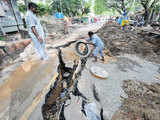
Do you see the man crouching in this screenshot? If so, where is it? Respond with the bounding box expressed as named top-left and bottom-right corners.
top-left (88, 31), bottom-right (104, 62)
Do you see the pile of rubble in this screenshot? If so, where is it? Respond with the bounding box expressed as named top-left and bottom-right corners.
top-left (96, 23), bottom-right (160, 120)
top-left (113, 80), bottom-right (160, 120)
top-left (97, 23), bottom-right (160, 63)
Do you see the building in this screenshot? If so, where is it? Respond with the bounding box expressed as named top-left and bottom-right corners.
top-left (0, 0), bottom-right (24, 36)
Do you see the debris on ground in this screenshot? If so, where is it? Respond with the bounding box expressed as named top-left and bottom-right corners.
top-left (96, 23), bottom-right (160, 120)
top-left (112, 80), bottom-right (160, 120)
top-left (90, 66), bottom-right (109, 79)
top-left (1, 20), bottom-right (160, 120)
top-left (97, 23), bottom-right (160, 63)
top-left (41, 23), bottom-right (160, 120)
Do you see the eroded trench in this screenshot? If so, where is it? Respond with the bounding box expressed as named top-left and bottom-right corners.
top-left (42, 41), bottom-right (103, 120)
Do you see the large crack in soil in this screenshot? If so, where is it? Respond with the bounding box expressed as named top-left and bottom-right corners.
top-left (42, 43), bottom-right (89, 120)
top-left (42, 39), bottom-right (105, 120)
top-left (42, 23), bottom-right (160, 120)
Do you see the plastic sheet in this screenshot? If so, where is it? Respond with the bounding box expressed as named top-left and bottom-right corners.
top-left (84, 102), bottom-right (101, 120)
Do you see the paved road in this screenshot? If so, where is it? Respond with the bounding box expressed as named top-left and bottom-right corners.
top-left (0, 55), bottom-right (58, 120)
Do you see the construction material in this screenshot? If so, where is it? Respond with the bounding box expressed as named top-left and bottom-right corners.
top-left (90, 66), bottom-right (108, 79)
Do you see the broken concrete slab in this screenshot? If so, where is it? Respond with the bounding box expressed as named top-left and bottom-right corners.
top-left (61, 53), bottom-right (160, 120)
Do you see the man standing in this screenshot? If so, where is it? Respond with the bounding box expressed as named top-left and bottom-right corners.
top-left (25, 2), bottom-right (48, 61)
top-left (88, 31), bottom-right (104, 62)
top-left (64, 16), bottom-right (69, 34)
top-left (119, 11), bottom-right (129, 30)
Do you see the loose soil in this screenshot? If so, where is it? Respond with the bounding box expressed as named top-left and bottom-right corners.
top-left (97, 23), bottom-right (160, 64)
top-left (97, 23), bottom-right (160, 120)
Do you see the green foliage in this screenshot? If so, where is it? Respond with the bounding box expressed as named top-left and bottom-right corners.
top-left (36, 3), bottom-right (52, 16)
top-left (152, 1), bottom-right (160, 13)
top-left (106, 0), bottom-right (138, 14)
top-left (18, 3), bottom-right (27, 14)
top-left (18, 3), bottom-right (53, 16)
top-left (94, 0), bottom-right (107, 15)
top-left (51, 0), bottom-right (90, 17)
top-left (18, 0), bottom-right (90, 17)
top-left (0, 36), bottom-right (5, 41)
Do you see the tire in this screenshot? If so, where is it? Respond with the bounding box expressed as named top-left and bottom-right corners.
top-left (74, 40), bottom-right (91, 58)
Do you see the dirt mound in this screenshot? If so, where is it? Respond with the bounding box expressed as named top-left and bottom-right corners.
top-left (97, 23), bottom-right (160, 120)
top-left (97, 23), bottom-right (160, 63)
top-left (113, 80), bottom-right (160, 120)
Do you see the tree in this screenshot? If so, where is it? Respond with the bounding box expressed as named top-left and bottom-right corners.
top-left (18, 2), bottom-right (52, 16)
top-left (106, 0), bottom-right (135, 14)
top-left (140, 0), bottom-right (159, 24)
top-left (101, 0), bottom-right (159, 24)
top-left (94, 0), bottom-right (108, 15)
top-left (51, 0), bottom-right (90, 17)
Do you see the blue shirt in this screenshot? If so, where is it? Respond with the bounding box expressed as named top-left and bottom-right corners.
top-left (88, 34), bottom-right (104, 48)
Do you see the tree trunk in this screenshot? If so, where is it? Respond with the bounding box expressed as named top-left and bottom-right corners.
top-left (143, 7), bottom-right (150, 25)
top-left (156, 12), bottom-right (160, 21)
top-left (149, 9), bottom-right (155, 23)
top-left (121, 0), bottom-right (125, 12)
